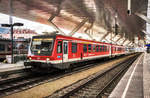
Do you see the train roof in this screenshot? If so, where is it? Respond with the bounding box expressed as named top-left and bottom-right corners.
top-left (33, 33), bottom-right (124, 47)
top-left (0, 38), bottom-right (11, 42)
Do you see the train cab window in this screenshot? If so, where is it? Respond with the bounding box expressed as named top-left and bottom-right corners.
top-left (83, 44), bottom-right (87, 53)
top-left (96, 45), bottom-right (99, 52)
top-left (88, 44), bottom-right (92, 52)
top-left (93, 45), bottom-right (96, 52)
top-left (0, 44), bottom-right (5, 52)
top-left (72, 43), bottom-right (77, 53)
top-left (57, 41), bottom-right (62, 53)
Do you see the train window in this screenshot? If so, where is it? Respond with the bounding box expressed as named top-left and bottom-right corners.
top-left (103, 45), bottom-right (105, 52)
top-left (103, 46), bottom-right (106, 52)
top-left (63, 42), bottom-right (68, 54)
top-left (101, 45), bottom-right (103, 52)
top-left (105, 46), bottom-right (107, 52)
top-left (100, 45), bottom-right (102, 52)
top-left (103, 46), bottom-right (105, 52)
top-left (93, 45), bottom-right (96, 52)
top-left (88, 44), bottom-right (92, 52)
top-left (0, 44), bottom-right (5, 52)
top-left (72, 43), bottom-right (77, 53)
top-left (96, 45), bottom-right (99, 52)
top-left (83, 44), bottom-right (87, 53)
top-left (7, 44), bottom-right (11, 51)
top-left (106, 46), bottom-right (108, 52)
top-left (57, 41), bottom-right (62, 53)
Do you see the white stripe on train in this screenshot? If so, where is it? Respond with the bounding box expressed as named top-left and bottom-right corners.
top-left (30, 52), bottom-right (125, 64)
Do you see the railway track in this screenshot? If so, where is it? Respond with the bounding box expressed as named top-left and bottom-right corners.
top-left (0, 54), bottom-right (117, 97)
top-left (48, 54), bottom-right (139, 98)
top-left (0, 54), bottom-right (139, 97)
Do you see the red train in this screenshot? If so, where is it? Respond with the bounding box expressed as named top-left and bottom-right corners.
top-left (25, 33), bottom-right (126, 69)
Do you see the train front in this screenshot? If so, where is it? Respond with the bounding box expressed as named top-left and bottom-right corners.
top-left (24, 35), bottom-right (55, 69)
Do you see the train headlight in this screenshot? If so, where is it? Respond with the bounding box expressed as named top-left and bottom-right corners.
top-left (46, 58), bottom-right (50, 62)
top-left (29, 57), bottom-right (32, 60)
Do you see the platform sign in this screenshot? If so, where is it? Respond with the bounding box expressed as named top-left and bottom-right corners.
top-left (146, 44), bottom-right (150, 47)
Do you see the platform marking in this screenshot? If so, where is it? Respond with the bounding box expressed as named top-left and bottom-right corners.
top-left (121, 54), bottom-right (143, 98)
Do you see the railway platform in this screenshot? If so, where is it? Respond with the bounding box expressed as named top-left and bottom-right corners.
top-left (109, 52), bottom-right (149, 98)
top-left (0, 61), bottom-right (25, 73)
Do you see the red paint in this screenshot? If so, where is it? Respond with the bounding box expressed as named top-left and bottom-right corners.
top-left (28, 35), bottom-right (125, 62)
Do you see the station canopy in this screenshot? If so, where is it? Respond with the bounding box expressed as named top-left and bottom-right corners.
top-left (0, 0), bottom-right (148, 42)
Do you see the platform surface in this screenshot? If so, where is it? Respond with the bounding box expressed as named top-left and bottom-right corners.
top-left (109, 53), bottom-right (147, 98)
top-left (143, 53), bottom-right (150, 98)
top-left (0, 61), bottom-right (25, 73)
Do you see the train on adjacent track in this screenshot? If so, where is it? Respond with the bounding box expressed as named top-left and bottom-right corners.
top-left (25, 33), bottom-right (133, 70)
top-left (0, 38), bottom-right (11, 61)
top-left (0, 38), bottom-right (29, 61)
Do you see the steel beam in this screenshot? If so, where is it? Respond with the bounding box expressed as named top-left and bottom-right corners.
top-left (110, 38), bottom-right (117, 44)
top-left (69, 18), bottom-right (89, 36)
top-left (110, 34), bottom-right (118, 44)
top-left (100, 32), bottom-right (110, 41)
top-left (135, 13), bottom-right (150, 24)
top-left (116, 37), bottom-right (122, 43)
top-left (112, 35), bottom-right (118, 41)
top-left (103, 38), bottom-right (110, 43)
top-left (126, 41), bottom-right (132, 46)
top-left (83, 29), bottom-right (94, 40)
top-left (48, 19), bottom-right (66, 35)
top-left (121, 39), bottom-right (127, 45)
top-left (85, 31), bottom-right (94, 40)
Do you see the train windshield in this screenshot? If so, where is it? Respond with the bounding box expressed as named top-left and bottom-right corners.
top-left (31, 38), bottom-right (53, 56)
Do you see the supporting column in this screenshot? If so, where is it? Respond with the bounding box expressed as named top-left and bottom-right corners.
top-left (69, 18), bottom-right (89, 36)
top-left (146, 0), bottom-right (150, 44)
top-left (9, 0), bottom-right (14, 64)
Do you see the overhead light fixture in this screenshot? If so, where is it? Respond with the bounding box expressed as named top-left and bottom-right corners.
top-left (127, 0), bottom-right (132, 15)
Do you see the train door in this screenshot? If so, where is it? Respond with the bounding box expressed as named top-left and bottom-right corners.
top-left (56, 40), bottom-right (63, 63)
top-left (63, 41), bottom-right (68, 62)
top-left (110, 45), bottom-right (112, 57)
